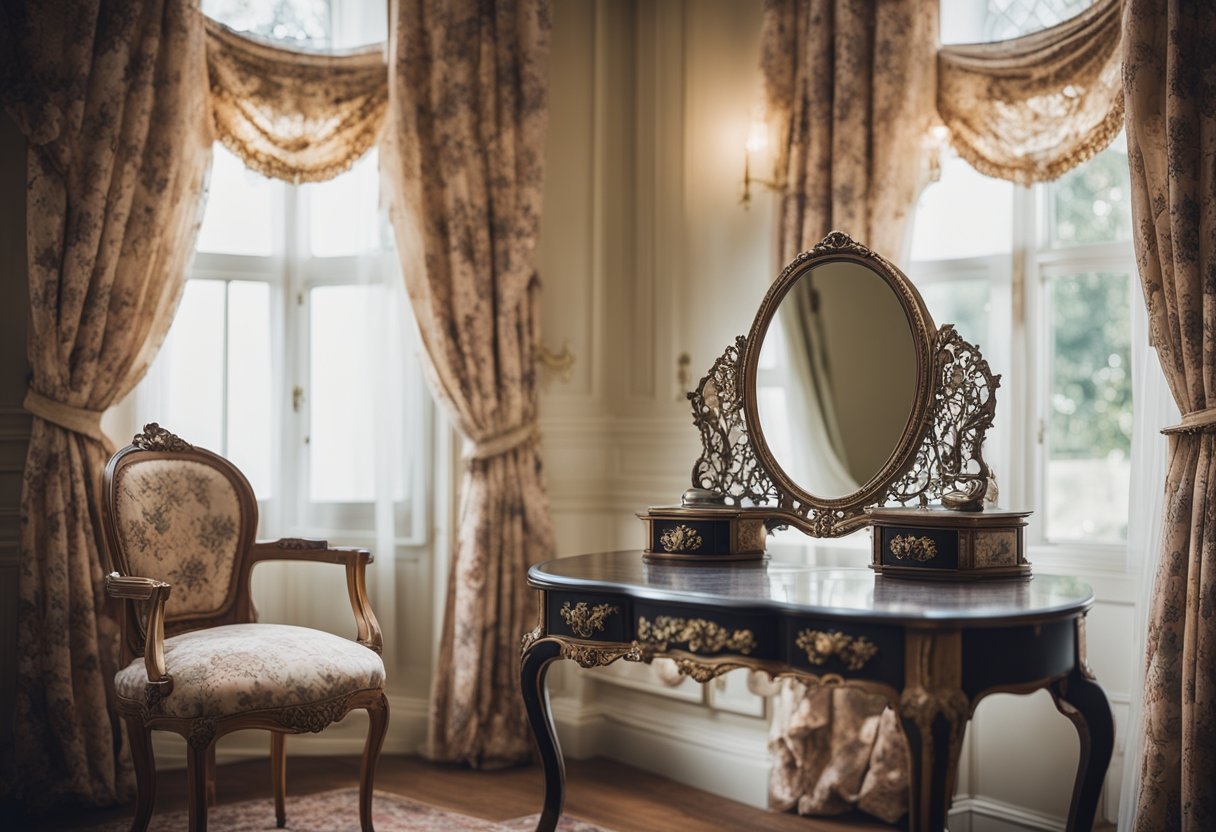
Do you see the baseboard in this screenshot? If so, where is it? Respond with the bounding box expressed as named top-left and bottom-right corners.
top-left (149, 694), bottom-right (429, 770)
top-left (948, 795), bottom-right (1066, 832)
top-left (551, 690), bottom-right (772, 809)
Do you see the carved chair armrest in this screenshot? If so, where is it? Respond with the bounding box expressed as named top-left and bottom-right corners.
top-left (105, 573), bottom-right (173, 694)
top-left (248, 539), bottom-right (383, 654)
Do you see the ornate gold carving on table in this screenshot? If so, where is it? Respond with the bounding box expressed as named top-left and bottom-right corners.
top-left (795, 629), bottom-right (878, 670)
top-left (637, 616), bottom-right (757, 655)
top-left (559, 640), bottom-right (645, 669)
top-left (889, 534), bottom-right (937, 562)
top-left (521, 624), bottom-right (544, 655)
top-left (660, 525), bottom-right (702, 553)
top-left (558, 601), bottom-right (619, 638)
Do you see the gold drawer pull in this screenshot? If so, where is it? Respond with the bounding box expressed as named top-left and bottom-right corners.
top-left (559, 602), bottom-right (618, 638)
top-left (796, 629), bottom-right (878, 670)
top-left (637, 616), bottom-right (756, 655)
top-left (660, 524), bottom-right (703, 552)
top-left (890, 534), bottom-right (937, 562)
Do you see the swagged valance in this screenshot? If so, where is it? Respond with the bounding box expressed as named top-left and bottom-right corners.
top-left (204, 17), bottom-right (388, 183)
top-left (937, 0), bottom-right (1123, 185)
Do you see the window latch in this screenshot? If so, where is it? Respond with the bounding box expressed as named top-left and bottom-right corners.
top-left (292, 385), bottom-right (305, 413)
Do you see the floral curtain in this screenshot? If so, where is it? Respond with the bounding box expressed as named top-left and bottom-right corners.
top-left (205, 17), bottom-right (388, 183)
top-left (937, 0), bottom-right (1123, 185)
top-left (760, 0), bottom-right (939, 822)
top-left (1, 0), bottom-right (212, 810)
top-left (380, 0), bottom-right (556, 766)
top-left (1122, 1), bottom-right (1216, 828)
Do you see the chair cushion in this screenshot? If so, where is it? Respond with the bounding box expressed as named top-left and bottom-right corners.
top-left (115, 623), bottom-right (385, 719)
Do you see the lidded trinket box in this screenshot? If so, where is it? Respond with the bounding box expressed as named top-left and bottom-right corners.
top-left (868, 506), bottom-right (1031, 580)
top-left (638, 489), bottom-right (768, 562)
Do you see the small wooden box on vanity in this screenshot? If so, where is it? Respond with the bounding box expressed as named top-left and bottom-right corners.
top-left (868, 506), bottom-right (1032, 580)
top-left (638, 489), bottom-right (767, 562)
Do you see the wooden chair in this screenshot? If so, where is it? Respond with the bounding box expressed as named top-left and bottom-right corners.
top-left (101, 424), bottom-right (389, 832)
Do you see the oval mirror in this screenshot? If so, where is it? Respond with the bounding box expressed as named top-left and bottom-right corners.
top-left (744, 242), bottom-right (935, 508)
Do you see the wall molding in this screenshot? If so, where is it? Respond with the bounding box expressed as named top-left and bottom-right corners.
top-left (550, 685), bottom-right (772, 808)
top-left (949, 795), bottom-right (1068, 832)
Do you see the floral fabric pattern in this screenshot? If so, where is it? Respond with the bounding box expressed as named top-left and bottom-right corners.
top-left (115, 624), bottom-right (385, 719)
top-left (114, 460), bottom-right (242, 618)
top-left (2, 0), bottom-right (212, 811)
top-left (1123, 1), bottom-right (1216, 829)
top-left (380, 0), bottom-right (556, 766)
top-left (206, 17), bottom-right (388, 183)
top-left (759, 0), bottom-right (938, 821)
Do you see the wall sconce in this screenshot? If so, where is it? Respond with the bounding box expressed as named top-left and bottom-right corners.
top-left (741, 110), bottom-right (783, 208)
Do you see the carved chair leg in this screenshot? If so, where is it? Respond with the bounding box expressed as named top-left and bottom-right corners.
top-left (186, 738), bottom-right (213, 832)
top-left (125, 716), bottom-right (156, 832)
top-left (205, 743), bottom-right (217, 806)
top-left (271, 731), bottom-right (287, 828)
top-left (359, 692), bottom-right (389, 832)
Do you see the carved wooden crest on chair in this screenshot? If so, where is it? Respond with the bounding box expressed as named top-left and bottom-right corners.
top-left (102, 423), bottom-right (388, 831)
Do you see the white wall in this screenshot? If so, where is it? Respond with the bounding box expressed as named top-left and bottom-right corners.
top-left (535, 2), bottom-right (1139, 830)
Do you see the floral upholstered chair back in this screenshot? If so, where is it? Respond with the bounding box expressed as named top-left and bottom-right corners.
top-left (103, 424), bottom-right (258, 630)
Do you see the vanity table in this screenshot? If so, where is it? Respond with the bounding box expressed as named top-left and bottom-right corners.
top-left (519, 233), bottom-right (1114, 831)
top-left (520, 553), bottom-right (1112, 832)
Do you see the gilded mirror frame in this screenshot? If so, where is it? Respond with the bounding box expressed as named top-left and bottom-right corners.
top-left (687, 231), bottom-right (1001, 538)
top-left (743, 232), bottom-right (936, 517)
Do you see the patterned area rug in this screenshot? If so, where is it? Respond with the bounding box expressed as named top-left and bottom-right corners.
top-left (91, 787), bottom-right (609, 831)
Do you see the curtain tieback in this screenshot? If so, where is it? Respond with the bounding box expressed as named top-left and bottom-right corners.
top-left (23, 389), bottom-right (109, 444)
top-left (463, 421), bottom-right (539, 462)
top-left (1163, 407), bottom-right (1216, 436)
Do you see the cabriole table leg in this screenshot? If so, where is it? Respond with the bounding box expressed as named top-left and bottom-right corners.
top-left (521, 637), bottom-right (566, 832)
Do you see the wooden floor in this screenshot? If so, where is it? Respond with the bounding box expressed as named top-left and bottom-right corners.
top-left (38, 754), bottom-right (897, 832)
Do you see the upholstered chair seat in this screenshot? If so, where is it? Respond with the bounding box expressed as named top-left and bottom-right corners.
top-left (115, 623), bottom-right (386, 720)
top-left (103, 424), bottom-right (388, 832)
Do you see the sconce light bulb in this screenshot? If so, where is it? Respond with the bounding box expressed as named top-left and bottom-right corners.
top-left (746, 121), bottom-right (769, 154)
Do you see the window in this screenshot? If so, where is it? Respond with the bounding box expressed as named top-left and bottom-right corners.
top-left (122, 1), bottom-right (430, 549)
top-left (909, 0), bottom-right (1133, 551)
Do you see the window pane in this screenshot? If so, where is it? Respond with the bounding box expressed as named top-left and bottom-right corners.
top-left (940, 0), bottom-right (1093, 44)
top-left (916, 278), bottom-right (991, 350)
top-left (1049, 134), bottom-right (1131, 246)
top-left (910, 156), bottom-right (1013, 260)
top-left (203, 0), bottom-right (332, 47)
top-left (225, 281), bottom-right (274, 497)
top-left (304, 149), bottom-right (381, 257)
top-left (197, 145), bottom-right (279, 256)
top-left (308, 284), bottom-right (405, 503)
top-left (1046, 272), bottom-right (1132, 542)
top-left (158, 280), bottom-right (226, 451)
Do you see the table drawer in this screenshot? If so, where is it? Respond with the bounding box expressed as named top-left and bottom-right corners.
top-left (633, 602), bottom-right (778, 659)
top-left (547, 592), bottom-right (629, 642)
top-left (783, 618), bottom-right (903, 688)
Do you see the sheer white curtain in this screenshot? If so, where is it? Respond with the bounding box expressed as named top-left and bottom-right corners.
top-left (1118, 294), bottom-right (1178, 828)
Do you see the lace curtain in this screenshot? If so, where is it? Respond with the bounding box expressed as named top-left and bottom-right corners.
top-left (937, 0), bottom-right (1123, 185)
top-left (205, 17), bottom-right (388, 183)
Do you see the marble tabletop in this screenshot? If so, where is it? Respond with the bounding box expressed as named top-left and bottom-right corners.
top-left (529, 551), bottom-right (1094, 625)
